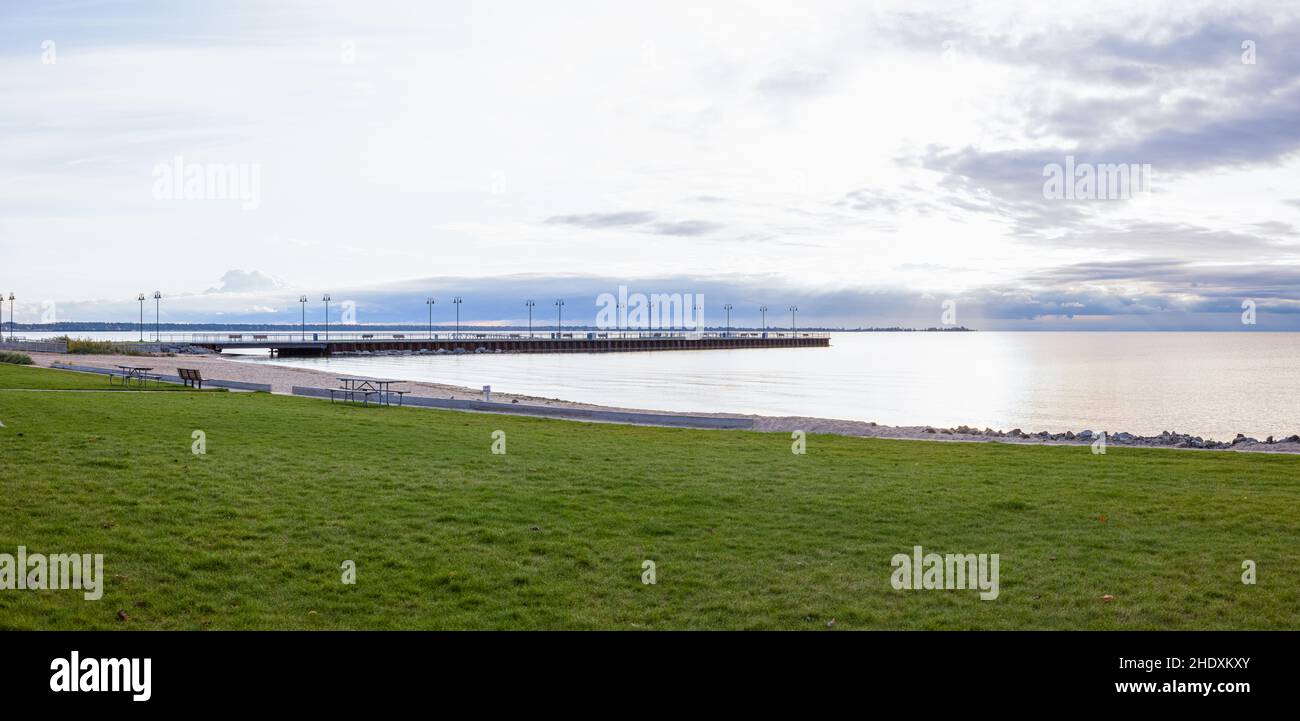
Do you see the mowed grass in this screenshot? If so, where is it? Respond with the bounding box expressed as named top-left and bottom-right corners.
top-left (1, 364), bottom-right (1297, 630)
top-left (0, 363), bottom-right (219, 391)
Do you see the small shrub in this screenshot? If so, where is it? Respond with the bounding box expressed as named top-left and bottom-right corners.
top-left (0, 351), bottom-right (34, 365)
top-left (56, 336), bottom-right (144, 356)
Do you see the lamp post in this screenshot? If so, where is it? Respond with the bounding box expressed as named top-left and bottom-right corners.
top-left (152, 291), bottom-right (161, 342)
top-left (426, 297), bottom-right (436, 339)
top-left (322, 294), bottom-right (331, 340)
top-left (6, 293), bottom-right (13, 341)
top-left (299, 295), bottom-right (308, 340)
top-left (525, 299), bottom-right (536, 337)
top-left (760, 305), bottom-right (768, 333)
top-left (138, 294), bottom-right (146, 341)
top-left (452, 297), bottom-right (462, 339)
top-left (0, 295), bottom-right (5, 340)
top-left (723, 304), bottom-right (733, 334)
top-left (788, 305), bottom-right (798, 334)
top-left (554, 299), bottom-right (564, 336)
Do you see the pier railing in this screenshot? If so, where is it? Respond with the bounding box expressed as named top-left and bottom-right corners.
top-left (0, 338), bottom-right (70, 353)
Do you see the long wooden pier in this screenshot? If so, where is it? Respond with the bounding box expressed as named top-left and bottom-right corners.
top-left (181, 331), bottom-right (830, 357)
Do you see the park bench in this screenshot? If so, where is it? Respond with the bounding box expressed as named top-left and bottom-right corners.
top-left (177, 368), bottom-right (204, 389)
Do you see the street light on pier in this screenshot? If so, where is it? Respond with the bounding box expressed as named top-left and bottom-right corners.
top-left (788, 305), bottom-right (798, 334)
top-left (299, 295), bottom-right (308, 340)
top-left (554, 299), bottom-right (565, 336)
top-left (6, 292), bottom-right (13, 341)
top-left (138, 294), bottom-right (146, 341)
top-left (452, 297), bottom-right (463, 339)
top-left (152, 291), bottom-right (162, 342)
top-left (760, 305), bottom-right (768, 332)
top-left (322, 294), bottom-right (331, 341)
top-left (425, 297), bottom-right (436, 339)
top-left (723, 304), bottom-right (733, 334)
top-left (524, 299), bottom-right (536, 337)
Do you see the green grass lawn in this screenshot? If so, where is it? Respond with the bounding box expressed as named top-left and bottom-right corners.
top-left (0, 363), bottom-right (219, 391)
top-left (1, 364), bottom-right (1297, 630)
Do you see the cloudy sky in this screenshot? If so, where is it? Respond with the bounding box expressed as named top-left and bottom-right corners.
top-left (3, 0), bottom-right (1300, 328)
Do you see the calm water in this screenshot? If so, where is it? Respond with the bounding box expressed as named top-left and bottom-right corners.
top-left (215, 331), bottom-right (1299, 441)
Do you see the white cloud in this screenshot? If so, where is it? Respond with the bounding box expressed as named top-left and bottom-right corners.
top-left (0, 0), bottom-right (1298, 326)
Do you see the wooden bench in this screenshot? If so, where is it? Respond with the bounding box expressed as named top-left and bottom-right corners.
top-left (177, 368), bottom-right (204, 389)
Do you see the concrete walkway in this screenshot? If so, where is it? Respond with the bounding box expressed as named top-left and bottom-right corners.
top-left (290, 386), bottom-right (755, 430)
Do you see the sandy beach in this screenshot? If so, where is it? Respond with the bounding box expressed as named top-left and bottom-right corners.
top-left (26, 351), bottom-right (1300, 454)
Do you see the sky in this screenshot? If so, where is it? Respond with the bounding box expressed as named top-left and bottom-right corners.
top-left (2, 0), bottom-right (1300, 329)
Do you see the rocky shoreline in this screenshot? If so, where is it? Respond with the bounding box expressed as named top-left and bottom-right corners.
top-left (921, 424), bottom-right (1298, 450)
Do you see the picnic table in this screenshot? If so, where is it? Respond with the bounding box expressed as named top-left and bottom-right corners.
top-left (330, 377), bottom-right (407, 406)
top-left (110, 365), bottom-right (160, 387)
